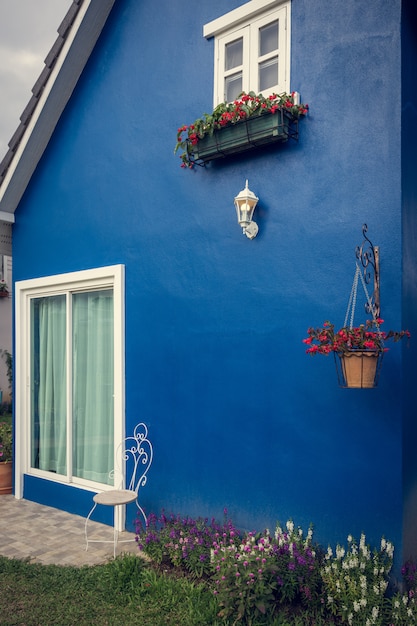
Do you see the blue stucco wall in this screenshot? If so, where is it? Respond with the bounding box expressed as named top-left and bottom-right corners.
top-left (401, 0), bottom-right (417, 563)
top-left (13, 0), bottom-right (410, 564)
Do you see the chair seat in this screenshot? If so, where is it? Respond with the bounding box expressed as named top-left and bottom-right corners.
top-left (93, 489), bottom-right (137, 506)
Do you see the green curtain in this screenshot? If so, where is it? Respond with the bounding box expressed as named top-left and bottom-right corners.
top-left (72, 290), bottom-right (114, 484)
top-left (31, 295), bottom-right (67, 474)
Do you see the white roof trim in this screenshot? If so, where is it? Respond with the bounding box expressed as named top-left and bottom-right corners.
top-left (0, 0), bottom-right (92, 205)
top-left (203, 0), bottom-right (285, 38)
top-left (0, 0), bottom-right (116, 217)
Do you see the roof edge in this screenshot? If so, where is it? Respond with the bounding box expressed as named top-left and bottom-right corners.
top-left (0, 0), bottom-right (117, 216)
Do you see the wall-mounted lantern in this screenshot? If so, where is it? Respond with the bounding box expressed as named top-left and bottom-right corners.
top-left (234, 180), bottom-right (259, 239)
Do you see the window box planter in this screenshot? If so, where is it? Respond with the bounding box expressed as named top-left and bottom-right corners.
top-left (192, 109), bottom-right (298, 164)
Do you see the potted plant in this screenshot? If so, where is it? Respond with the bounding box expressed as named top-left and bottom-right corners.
top-left (303, 319), bottom-right (410, 388)
top-left (0, 420), bottom-right (12, 494)
top-left (0, 280), bottom-right (9, 297)
top-left (175, 91), bottom-right (308, 168)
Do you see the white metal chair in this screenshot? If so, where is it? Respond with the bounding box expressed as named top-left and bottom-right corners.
top-left (85, 422), bottom-right (153, 558)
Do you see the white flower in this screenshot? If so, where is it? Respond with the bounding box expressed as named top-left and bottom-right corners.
top-left (386, 541), bottom-right (394, 558)
top-left (353, 600), bottom-right (361, 612)
top-left (286, 520), bottom-right (294, 533)
top-left (336, 545), bottom-right (345, 559)
top-left (372, 606), bottom-right (379, 619)
top-left (326, 546), bottom-right (333, 558)
top-left (380, 537), bottom-right (386, 550)
top-left (347, 534), bottom-right (353, 543)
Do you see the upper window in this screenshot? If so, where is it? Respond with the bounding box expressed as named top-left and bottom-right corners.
top-left (204, 0), bottom-right (290, 106)
top-left (15, 265), bottom-right (125, 497)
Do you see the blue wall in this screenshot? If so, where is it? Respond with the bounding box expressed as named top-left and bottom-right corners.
top-left (401, 0), bottom-right (417, 563)
top-left (13, 0), bottom-right (410, 565)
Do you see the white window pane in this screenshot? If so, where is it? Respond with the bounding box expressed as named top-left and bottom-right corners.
top-left (259, 20), bottom-right (278, 56)
top-left (225, 38), bottom-right (243, 70)
top-left (259, 57), bottom-right (278, 92)
top-left (225, 72), bottom-right (242, 102)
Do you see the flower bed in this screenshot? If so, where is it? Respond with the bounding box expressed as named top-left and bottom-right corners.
top-left (136, 509), bottom-right (417, 624)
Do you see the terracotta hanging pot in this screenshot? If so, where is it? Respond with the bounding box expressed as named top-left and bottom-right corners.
top-left (0, 462), bottom-right (12, 494)
top-left (338, 351), bottom-right (381, 388)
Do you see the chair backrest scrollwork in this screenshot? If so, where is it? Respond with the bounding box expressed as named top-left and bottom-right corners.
top-left (113, 422), bottom-right (153, 493)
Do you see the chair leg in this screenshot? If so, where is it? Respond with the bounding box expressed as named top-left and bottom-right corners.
top-left (85, 502), bottom-right (98, 552)
top-left (135, 501), bottom-right (147, 528)
top-left (113, 506), bottom-right (118, 559)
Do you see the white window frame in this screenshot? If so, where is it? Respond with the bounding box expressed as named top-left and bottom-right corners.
top-left (204, 0), bottom-right (291, 106)
top-left (14, 264), bottom-right (125, 500)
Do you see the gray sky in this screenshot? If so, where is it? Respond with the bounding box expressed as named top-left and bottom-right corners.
top-left (0, 0), bottom-right (72, 159)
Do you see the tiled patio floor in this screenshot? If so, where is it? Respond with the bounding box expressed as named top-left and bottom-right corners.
top-left (0, 495), bottom-right (138, 566)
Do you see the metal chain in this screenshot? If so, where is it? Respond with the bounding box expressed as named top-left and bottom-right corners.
top-left (344, 262), bottom-right (381, 335)
top-left (344, 264), bottom-right (359, 328)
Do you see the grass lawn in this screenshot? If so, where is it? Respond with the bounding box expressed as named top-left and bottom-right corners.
top-left (0, 555), bottom-right (222, 626)
top-left (0, 554), bottom-right (333, 625)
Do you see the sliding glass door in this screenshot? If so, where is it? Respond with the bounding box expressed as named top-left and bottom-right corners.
top-left (30, 289), bottom-right (114, 485)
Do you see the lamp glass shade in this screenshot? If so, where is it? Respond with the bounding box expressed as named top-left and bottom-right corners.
top-left (234, 180), bottom-right (259, 226)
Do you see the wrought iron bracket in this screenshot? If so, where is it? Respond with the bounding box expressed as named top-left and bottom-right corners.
top-left (355, 224), bottom-right (380, 318)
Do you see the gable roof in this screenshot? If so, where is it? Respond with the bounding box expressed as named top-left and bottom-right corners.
top-left (0, 0), bottom-right (116, 224)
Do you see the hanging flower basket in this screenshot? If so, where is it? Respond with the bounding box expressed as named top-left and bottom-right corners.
top-left (303, 320), bottom-right (410, 389)
top-left (335, 350), bottom-right (383, 389)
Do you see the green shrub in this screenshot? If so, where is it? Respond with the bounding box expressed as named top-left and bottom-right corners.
top-left (211, 520), bottom-right (322, 624)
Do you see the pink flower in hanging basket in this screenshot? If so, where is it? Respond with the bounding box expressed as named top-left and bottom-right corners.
top-left (303, 319), bottom-right (410, 355)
